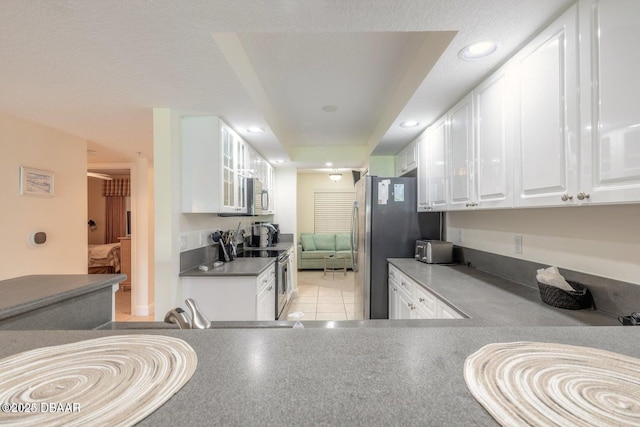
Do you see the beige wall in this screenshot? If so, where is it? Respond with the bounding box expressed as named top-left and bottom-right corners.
top-left (296, 172), bottom-right (356, 235)
top-left (446, 204), bottom-right (640, 285)
top-left (0, 111), bottom-right (87, 280)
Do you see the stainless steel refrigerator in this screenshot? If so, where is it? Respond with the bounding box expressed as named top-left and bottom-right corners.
top-left (350, 176), bottom-right (442, 319)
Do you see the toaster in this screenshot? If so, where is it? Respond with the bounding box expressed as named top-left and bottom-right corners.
top-left (415, 240), bottom-right (453, 264)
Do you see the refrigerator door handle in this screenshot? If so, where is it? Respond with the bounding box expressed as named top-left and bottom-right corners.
top-left (350, 201), bottom-right (359, 272)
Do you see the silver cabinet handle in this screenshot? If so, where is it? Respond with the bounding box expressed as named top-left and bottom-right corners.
top-left (418, 297), bottom-right (425, 303)
top-left (561, 193), bottom-right (573, 201)
top-left (577, 192), bottom-right (590, 200)
top-left (267, 286), bottom-right (273, 291)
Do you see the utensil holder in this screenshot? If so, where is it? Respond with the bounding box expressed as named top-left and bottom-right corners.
top-left (218, 244), bottom-right (234, 262)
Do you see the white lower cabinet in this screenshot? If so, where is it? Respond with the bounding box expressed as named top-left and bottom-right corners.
top-left (387, 263), bottom-right (464, 320)
top-left (182, 264), bottom-right (276, 321)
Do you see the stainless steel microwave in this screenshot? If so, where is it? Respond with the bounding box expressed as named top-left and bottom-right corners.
top-left (219, 178), bottom-right (267, 216)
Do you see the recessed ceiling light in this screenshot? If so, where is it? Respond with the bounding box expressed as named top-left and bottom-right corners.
top-left (325, 162), bottom-right (333, 167)
top-left (274, 160), bottom-right (285, 164)
top-left (322, 105), bottom-right (338, 113)
top-left (247, 126), bottom-right (264, 133)
top-left (399, 121), bottom-right (420, 128)
top-left (458, 40), bottom-right (500, 61)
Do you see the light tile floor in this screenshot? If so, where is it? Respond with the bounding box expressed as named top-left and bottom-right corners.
top-left (283, 270), bottom-right (357, 321)
top-left (115, 289), bottom-right (155, 322)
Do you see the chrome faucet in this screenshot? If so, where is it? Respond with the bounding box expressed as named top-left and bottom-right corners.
top-left (164, 298), bottom-right (211, 329)
top-left (164, 307), bottom-right (192, 329)
top-left (185, 298), bottom-right (211, 329)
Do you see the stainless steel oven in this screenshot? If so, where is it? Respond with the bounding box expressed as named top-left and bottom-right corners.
top-left (276, 252), bottom-right (290, 320)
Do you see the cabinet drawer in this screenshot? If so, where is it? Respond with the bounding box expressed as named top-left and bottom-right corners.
top-left (388, 265), bottom-right (400, 282)
top-left (414, 284), bottom-right (437, 313)
top-left (397, 275), bottom-right (413, 298)
top-left (256, 265), bottom-right (275, 292)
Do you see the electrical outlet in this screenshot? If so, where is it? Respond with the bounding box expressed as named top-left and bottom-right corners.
top-left (514, 235), bottom-right (523, 254)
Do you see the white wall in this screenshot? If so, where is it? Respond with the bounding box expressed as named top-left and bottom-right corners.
top-left (153, 108), bottom-right (182, 320)
top-left (447, 204), bottom-right (640, 285)
top-left (296, 172), bottom-right (356, 235)
top-left (274, 168), bottom-right (297, 235)
top-left (0, 111), bottom-right (87, 280)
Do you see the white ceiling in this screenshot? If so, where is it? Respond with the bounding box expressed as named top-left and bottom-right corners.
top-left (0, 0), bottom-right (574, 171)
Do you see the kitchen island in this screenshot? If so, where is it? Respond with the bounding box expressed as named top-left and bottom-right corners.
top-left (0, 274), bottom-right (124, 330)
top-left (2, 326), bottom-right (639, 426)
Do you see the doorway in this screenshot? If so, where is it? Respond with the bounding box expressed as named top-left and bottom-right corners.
top-left (87, 167), bottom-right (133, 320)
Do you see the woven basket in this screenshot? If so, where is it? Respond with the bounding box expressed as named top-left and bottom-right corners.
top-left (537, 280), bottom-right (595, 310)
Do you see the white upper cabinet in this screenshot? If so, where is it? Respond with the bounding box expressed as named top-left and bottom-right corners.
top-left (473, 64), bottom-right (514, 209)
top-left (417, 119), bottom-right (448, 211)
top-left (513, 5), bottom-right (578, 207)
top-left (447, 94), bottom-right (474, 210)
top-left (416, 129), bottom-right (431, 211)
top-left (579, 0), bottom-right (640, 204)
top-left (428, 117), bottom-right (449, 210)
top-left (395, 138), bottom-right (418, 176)
top-left (182, 116), bottom-right (274, 214)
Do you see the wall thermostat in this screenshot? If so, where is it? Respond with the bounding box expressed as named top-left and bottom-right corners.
top-left (28, 231), bottom-right (47, 245)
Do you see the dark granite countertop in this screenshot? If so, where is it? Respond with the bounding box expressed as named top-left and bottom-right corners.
top-left (387, 259), bottom-right (620, 326)
top-left (2, 326), bottom-right (640, 426)
top-left (0, 274), bottom-right (124, 321)
top-left (179, 243), bottom-right (293, 277)
top-left (179, 258), bottom-right (276, 277)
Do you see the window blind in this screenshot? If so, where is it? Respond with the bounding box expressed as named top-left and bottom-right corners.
top-left (314, 190), bottom-right (356, 233)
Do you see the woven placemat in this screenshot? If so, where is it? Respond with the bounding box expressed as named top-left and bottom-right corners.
top-left (464, 341), bottom-right (640, 427)
top-left (0, 335), bottom-right (197, 426)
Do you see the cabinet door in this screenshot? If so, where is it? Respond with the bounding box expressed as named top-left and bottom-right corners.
top-left (182, 116), bottom-right (223, 213)
top-left (474, 66), bottom-right (513, 208)
top-left (448, 94), bottom-right (475, 210)
top-left (514, 5), bottom-right (578, 207)
top-left (388, 283), bottom-right (398, 320)
top-left (579, 0), bottom-right (640, 204)
top-left (235, 138), bottom-right (248, 213)
top-left (221, 126), bottom-right (236, 213)
top-left (427, 117), bottom-right (448, 210)
top-left (397, 290), bottom-right (413, 320)
top-left (256, 280), bottom-right (275, 320)
top-left (405, 140), bottom-right (418, 171)
top-left (395, 149), bottom-right (404, 177)
top-left (417, 131), bottom-right (430, 211)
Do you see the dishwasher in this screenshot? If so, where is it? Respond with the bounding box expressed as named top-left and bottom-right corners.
top-left (276, 252), bottom-right (291, 320)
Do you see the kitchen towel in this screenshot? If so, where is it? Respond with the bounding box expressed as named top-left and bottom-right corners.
top-left (536, 266), bottom-right (575, 292)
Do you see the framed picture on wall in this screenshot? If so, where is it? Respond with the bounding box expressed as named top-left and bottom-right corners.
top-left (19, 166), bottom-right (55, 197)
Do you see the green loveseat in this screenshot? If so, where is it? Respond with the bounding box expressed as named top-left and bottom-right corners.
top-left (297, 233), bottom-right (353, 270)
